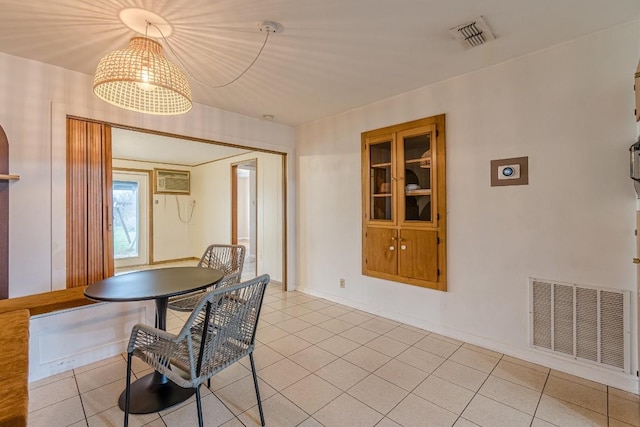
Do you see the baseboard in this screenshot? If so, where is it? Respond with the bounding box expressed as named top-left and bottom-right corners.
top-left (150, 257), bottom-right (199, 265)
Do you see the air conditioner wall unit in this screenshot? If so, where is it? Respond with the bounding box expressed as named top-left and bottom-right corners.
top-left (154, 168), bottom-right (190, 195)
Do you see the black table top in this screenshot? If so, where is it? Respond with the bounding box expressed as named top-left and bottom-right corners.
top-left (83, 267), bottom-right (224, 302)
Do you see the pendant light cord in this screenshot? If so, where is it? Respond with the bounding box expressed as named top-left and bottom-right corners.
top-left (148, 22), bottom-right (271, 89)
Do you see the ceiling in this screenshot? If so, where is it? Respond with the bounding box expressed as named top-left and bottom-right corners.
top-left (111, 127), bottom-right (251, 166)
top-left (0, 0), bottom-right (638, 126)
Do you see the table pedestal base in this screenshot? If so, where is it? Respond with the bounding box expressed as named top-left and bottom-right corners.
top-left (118, 371), bottom-right (196, 414)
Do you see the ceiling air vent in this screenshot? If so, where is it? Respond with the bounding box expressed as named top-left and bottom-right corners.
top-left (449, 16), bottom-right (495, 49)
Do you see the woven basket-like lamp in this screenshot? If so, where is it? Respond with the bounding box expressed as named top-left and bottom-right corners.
top-left (93, 37), bottom-right (192, 115)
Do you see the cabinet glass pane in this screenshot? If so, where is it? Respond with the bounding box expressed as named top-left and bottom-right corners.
top-left (403, 133), bottom-right (432, 222)
top-left (370, 141), bottom-right (392, 221)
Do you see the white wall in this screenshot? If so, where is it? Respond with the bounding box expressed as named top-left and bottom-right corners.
top-left (0, 51), bottom-right (296, 297)
top-left (192, 151), bottom-right (284, 282)
top-left (29, 300), bottom-right (155, 381)
top-left (296, 21), bottom-right (640, 391)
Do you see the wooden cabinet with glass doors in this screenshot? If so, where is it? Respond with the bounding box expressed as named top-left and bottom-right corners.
top-left (362, 115), bottom-right (446, 291)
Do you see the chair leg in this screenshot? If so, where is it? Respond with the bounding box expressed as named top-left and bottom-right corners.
top-left (124, 352), bottom-right (133, 427)
top-left (249, 352), bottom-right (265, 426)
top-left (207, 378), bottom-right (211, 389)
top-left (195, 386), bottom-right (204, 427)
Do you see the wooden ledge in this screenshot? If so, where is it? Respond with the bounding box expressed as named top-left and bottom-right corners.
top-left (0, 286), bottom-right (96, 316)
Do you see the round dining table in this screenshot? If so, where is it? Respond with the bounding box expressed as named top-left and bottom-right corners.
top-left (84, 266), bottom-right (224, 414)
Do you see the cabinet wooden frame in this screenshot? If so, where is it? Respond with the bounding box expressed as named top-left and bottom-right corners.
top-left (361, 115), bottom-right (447, 291)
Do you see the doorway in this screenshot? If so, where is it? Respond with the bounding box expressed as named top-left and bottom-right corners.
top-left (112, 170), bottom-right (150, 269)
top-left (232, 160), bottom-right (257, 279)
top-left (108, 126), bottom-right (286, 288)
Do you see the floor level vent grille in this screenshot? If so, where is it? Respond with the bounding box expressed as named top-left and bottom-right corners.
top-left (529, 278), bottom-right (630, 372)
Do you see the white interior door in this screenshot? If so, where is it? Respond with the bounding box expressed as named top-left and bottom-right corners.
top-left (112, 171), bottom-right (149, 268)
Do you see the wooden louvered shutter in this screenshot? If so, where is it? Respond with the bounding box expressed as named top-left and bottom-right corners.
top-left (66, 118), bottom-right (114, 288)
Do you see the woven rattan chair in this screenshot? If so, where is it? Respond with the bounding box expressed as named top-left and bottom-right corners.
top-left (167, 244), bottom-right (246, 312)
top-left (124, 274), bottom-right (270, 427)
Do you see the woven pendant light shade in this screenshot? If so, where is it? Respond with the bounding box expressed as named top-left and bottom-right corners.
top-left (93, 37), bottom-right (192, 115)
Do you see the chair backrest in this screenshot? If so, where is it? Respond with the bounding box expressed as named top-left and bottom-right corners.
top-left (198, 244), bottom-right (246, 281)
top-left (179, 274), bottom-right (269, 385)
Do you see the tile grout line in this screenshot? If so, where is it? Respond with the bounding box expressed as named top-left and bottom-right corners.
top-left (72, 367), bottom-right (90, 427)
top-left (607, 386), bottom-right (610, 427)
top-left (451, 352), bottom-right (505, 426)
top-left (529, 368), bottom-right (552, 427)
top-left (539, 376), bottom-right (611, 421)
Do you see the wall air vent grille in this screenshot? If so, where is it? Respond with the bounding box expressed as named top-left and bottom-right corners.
top-left (449, 16), bottom-right (495, 49)
top-left (529, 278), bottom-right (629, 372)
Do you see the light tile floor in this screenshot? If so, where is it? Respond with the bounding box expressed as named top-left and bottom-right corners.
top-left (28, 283), bottom-right (640, 427)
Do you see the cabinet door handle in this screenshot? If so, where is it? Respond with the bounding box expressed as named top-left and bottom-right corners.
top-left (634, 258), bottom-right (640, 264)
top-left (389, 246), bottom-right (395, 251)
top-left (401, 245), bottom-right (407, 250)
